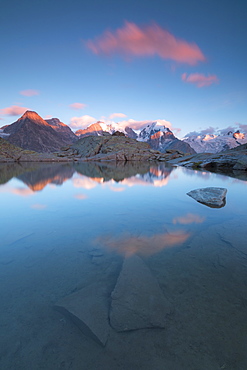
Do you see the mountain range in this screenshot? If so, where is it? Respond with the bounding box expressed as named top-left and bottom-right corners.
top-left (75, 121), bottom-right (247, 154)
top-left (0, 110), bottom-right (246, 154)
top-left (75, 121), bottom-right (195, 154)
top-left (184, 131), bottom-right (247, 153)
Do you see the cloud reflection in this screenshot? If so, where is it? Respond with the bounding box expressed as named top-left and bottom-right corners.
top-left (109, 186), bottom-right (125, 192)
top-left (0, 185), bottom-right (34, 197)
top-left (31, 204), bottom-right (47, 210)
top-left (173, 213), bottom-right (205, 225)
top-left (74, 193), bottom-right (88, 199)
top-left (72, 177), bottom-right (98, 189)
top-left (96, 231), bottom-right (190, 257)
top-left (11, 187), bottom-right (34, 197)
top-left (121, 176), bottom-right (170, 188)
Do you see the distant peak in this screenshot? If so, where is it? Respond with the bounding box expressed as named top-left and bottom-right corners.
top-left (46, 118), bottom-right (60, 123)
top-left (45, 118), bottom-right (66, 127)
top-left (20, 110), bottom-right (42, 120)
top-left (16, 110), bottom-right (51, 127)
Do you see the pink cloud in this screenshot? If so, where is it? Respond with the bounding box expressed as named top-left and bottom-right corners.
top-left (0, 105), bottom-right (29, 116)
top-left (116, 118), bottom-right (180, 134)
top-left (70, 115), bottom-right (96, 129)
top-left (239, 124), bottom-right (247, 133)
top-left (109, 113), bottom-right (127, 119)
top-left (69, 103), bottom-right (87, 110)
top-left (31, 204), bottom-right (47, 210)
top-left (87, 21), bottom-right (205, 65)
top-left (182, 73), bottom-right (219, 87)
top-left (20, 89), bottom-right (39, 97)
top-left (74, 193), bottom-right (88, 199)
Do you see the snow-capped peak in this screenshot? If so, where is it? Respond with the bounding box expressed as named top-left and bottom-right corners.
top-left (138, 122), bottom-right (172, 141)
top-left (100, 121), bottom-right (125, 134)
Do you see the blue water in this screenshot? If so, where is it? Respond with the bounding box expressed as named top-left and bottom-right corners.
top-left (0, 162), bottom-right (247, 369)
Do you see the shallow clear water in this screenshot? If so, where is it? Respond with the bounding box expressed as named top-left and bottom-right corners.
top-left (0, 162), bottom-right (247, 369)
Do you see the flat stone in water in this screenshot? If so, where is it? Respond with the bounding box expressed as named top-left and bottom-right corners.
top-left (54, 283), bottom-right (110, 346)
top-left (187, 187), bottom-right (227, 208)
top-left (110, 255), bottom-right (171, 332)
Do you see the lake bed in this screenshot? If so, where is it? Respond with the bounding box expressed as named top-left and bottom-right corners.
top-left (0, 162), bottom-right (247, 370)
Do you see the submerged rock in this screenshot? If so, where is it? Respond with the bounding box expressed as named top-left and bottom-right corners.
top-left (187, 187), bottom-right (227, 208)
top-left (54, 283), bottom-right (110, 346)
top-left (110, 255), bottom-right (171, 332)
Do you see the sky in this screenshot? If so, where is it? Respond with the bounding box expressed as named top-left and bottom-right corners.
top-left (0, 0), bottom-right (247, 138)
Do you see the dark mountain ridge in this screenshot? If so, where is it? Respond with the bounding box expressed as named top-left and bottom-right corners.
top-left (45, 118), bottom-right (77, 142)
top-left (3, 111), bottom-right (76, 153)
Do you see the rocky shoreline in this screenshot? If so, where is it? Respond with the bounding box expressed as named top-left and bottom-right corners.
top-left (0, 136), bottom-right (185, 163)
top-left (1, 136), bottom-right (247, 181)
top-left (168, 143), bottom-right (247, 179)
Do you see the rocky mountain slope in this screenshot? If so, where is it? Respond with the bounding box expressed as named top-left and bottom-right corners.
top-left (2, 111), bottom-right (76, 153)
top-left (57, 135), bottom-right (185, 162)
top-left (0, 131), bottom-right (186, 163)
top-left (0, 137), bottom-right (43, 162)
top-left (0, 137), bottom-right (72, 163)
top-left (184, 130), bottom-right (247, 153)
top-left (45, 118), bottom-right (77, 143)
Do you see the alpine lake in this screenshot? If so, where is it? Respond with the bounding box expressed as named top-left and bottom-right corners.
top-left (0, 161), bottom-right (247, 370)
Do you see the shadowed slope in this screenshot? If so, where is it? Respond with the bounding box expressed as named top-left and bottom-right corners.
top-left (4, 111), bottom-right (74, 153)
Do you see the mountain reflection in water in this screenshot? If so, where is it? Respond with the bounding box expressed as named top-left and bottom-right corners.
top-left (1, 160), bottom-right (247, 369)
top-left (0, 161), bottom-right (174, 192)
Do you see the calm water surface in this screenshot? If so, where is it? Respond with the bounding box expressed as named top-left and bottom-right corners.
top-left (0, 162), bottom-right (247, 369)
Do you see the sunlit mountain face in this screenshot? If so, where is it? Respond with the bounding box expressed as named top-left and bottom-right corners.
top-left (75, 122), bottom-right (106, 138)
